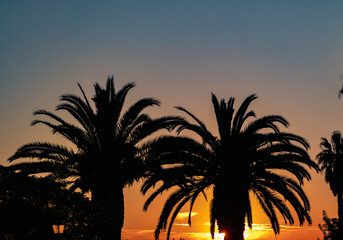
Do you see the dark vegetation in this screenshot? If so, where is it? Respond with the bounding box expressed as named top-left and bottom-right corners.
top-left (317, 131), bottom-right (343, 239)
top-left (316, 87), bottom-right (343, 240)
top-left (318, 211), bottom-right (339, 240)
top-left (0, 165), bottom-right (93, 239)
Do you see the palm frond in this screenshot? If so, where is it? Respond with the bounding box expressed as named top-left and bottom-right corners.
top-left (58, 93), bottom-right (95, 131)
top-left (254, 189), bottom-right (280, 234)
top-left (211, 93), bottom-right (233, 141)
top-left (232, 94), bottom-right (258, 134)
top-left (175, 106), bottom-right (209, 132)
top-left (244, 115), bottom-right (289, 135)
top-left (246, 194), bottom-right (253, 229)
top-left (210, 198), bottom-right (216, 239)
top-left (9, 142), bottom-right (74, 162)
top-left (119, 98), bottom-right (160, 132)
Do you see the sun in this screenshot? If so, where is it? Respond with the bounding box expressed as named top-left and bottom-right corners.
top-left (213, 230), bottom-right (250, 240)
top-left (214, 232), bottom-right (225, 240)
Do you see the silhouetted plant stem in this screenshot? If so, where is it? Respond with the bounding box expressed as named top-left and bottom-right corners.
top-left (215, 172), bottom-right (248, 240)
top-left (92, 186), bottom-right (124, 240)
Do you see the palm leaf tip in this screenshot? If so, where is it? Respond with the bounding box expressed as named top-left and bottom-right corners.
top-left (338, 82), bottom-right (343, 98)
top-left (8, 154), bottom-right (17, 162)
top-left (77, 82), bottom-right (92, 108)
top-left (248, 93), bottom-right (258, 100)
top-left (210, 93), bottom-right (220, 108)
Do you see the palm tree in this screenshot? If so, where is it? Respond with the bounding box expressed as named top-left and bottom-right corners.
top-left (8, 76), bottom-right (180, 240)
top-left (317, 131), bottom-right (343, 239)
top-left (142, 94), bottom-right (318, 240)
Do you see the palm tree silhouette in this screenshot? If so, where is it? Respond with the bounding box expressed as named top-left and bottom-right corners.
top-left (142, 94), bottom-right (318, 240)
top-left (317, 131), bottom-right (343, 239)
top-left (8, 77), bottom-right (179, 240)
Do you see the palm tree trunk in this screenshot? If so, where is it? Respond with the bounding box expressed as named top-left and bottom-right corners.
top-left (218, 198), bottom-right (246, 240)
top-left (215, 175), bottom-right (248, 240)
top-left (92, 186), bottom-right (124, 240)
top-left (338, 194), bottom-right (343, 240)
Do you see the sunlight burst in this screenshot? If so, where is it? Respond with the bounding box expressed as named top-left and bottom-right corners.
top-left (214, 232), bottom-right (225, 240)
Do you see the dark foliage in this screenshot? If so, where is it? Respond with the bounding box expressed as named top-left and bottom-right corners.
top-left (0, 165), bottom-right (93, 240)
top-left (318, 210), bottom-right (339, 240)
top-left (317, 131), bottom-right (343, 239)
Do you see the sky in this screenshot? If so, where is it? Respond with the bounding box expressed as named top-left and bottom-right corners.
top-left (1, 1), bottom-right (343, 239)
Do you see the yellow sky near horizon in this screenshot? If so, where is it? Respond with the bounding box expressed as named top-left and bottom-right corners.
top-left (121, 219), bottom-right (321, 240)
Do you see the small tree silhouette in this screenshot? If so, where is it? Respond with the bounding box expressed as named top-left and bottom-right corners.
top-left (0, 165), bottom-right (93, 239)
top-left (318, 210), bottom-right (339, 240)
top-left (317, 131), bottom-right (343, 239)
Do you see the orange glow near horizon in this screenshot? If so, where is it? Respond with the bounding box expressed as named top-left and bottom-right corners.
top-left (124, 179), bottom-right (325, 240)
top-left (122, 223), bottom-right (320, 240)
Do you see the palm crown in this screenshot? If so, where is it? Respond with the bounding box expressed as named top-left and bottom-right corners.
top-left (142, 94), bottom-right (318, 240)
top-left (317, 131), bottom-right (343, 196)
top-left (9, 77), bottom-right (179, 189)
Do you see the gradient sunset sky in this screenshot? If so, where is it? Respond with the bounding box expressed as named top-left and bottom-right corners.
top-left (1, 1), bottom-right (343, 239)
